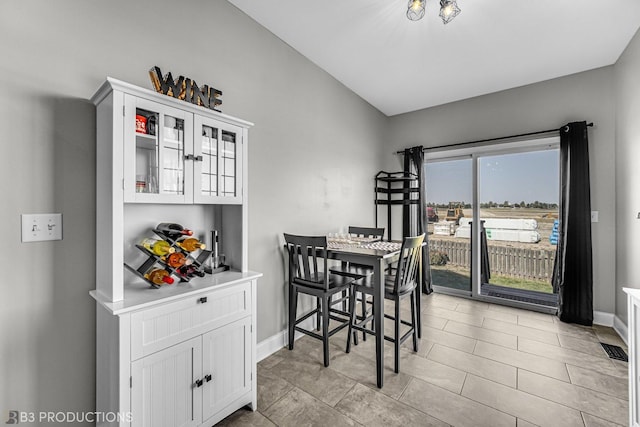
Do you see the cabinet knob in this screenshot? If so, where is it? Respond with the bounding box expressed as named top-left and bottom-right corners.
top-left (205, 374), bottom-right (212, 382)
top-left (198, 296), bottom-right (208, 304)
top-left (195, 379), bottom-right (204, 388)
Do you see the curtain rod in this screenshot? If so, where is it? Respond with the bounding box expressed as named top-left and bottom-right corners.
top-left (395, 122), bottom-right (594, 154)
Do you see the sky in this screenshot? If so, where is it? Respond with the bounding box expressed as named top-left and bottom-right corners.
top-left (425, 150), bottom-right (559, 205)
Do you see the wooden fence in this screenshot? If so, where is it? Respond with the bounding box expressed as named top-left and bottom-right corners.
top-left (428, 240), bottom-right (556, 281)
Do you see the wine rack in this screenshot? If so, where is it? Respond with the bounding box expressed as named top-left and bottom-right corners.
top-left (124, 228), bottom-right (229, 289)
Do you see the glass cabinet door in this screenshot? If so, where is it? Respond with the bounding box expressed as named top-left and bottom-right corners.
top-left (220, 130), bottom-right (238, 198)
top-left (124, 95), bottom-right (193, 203)
top-left (194, 116), bottom-right (242, 204)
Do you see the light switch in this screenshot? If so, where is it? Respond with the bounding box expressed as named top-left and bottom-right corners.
top-left (21, 213), bottom-right (63, 242)
top-left (591, 211), bottom-right (599, 223)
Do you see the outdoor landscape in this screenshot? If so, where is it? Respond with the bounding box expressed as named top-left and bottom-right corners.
top-left (427, 205), bottom-right (558, 294)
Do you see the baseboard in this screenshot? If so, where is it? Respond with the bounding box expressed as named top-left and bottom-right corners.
top-left (593, 310), bottom-right (615, 327)
top-left (592, 310), bottom-right (628, 345)
top-left (613, 315), bottom-right (628, 346)
top-left (256, 329), bottom-right (287, 362)
top-left (257, 317), bottom-right (315, 362)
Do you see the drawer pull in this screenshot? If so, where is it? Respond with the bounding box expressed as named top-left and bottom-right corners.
top-left (198, 297), bottom-right (208, 304)
top-left (205, 374), bottom-right (212, 382)
top-left (195, 379), bottom-right (204, 388)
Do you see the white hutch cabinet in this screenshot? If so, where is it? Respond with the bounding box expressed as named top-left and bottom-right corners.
top-left (90, 78), bottom-right (261, 427)
top-left (625, 288), bottom-right (640, 427)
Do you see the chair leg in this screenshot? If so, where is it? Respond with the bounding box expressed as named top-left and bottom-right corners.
top-left (321, 296), bottom-right (330, 367)
top-left (346, 287), bottom-right (357, 353)
top-left (316, 297), bottom-right (321, 331)
top-left (415, 286), bottom-right (422, 339)
top-left (394, 296), bottom-right (401, 374)
top-left (342, 289), bottom-right (348, 311)
top-left (288, 286), bottom-right (298, 350)
top-left (361, 293), bottom-right (367, 342)
top-left (410, 290), bottom-right (418, 352)
top-left (353, 294), bottom-right (359, 347)
top-left (322, 295), bottom-right (330, 367)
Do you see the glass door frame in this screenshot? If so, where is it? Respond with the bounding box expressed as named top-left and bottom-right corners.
top-left (193, 115), bottom-right (243, 205)
top-left (123, 95), bottom-right (194, 204)
top-left (425, 154), bottom-right (475, 298)
top-left (425, 135), bottom-right (560, 312)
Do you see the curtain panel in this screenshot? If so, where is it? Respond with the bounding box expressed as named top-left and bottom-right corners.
top-left (552, 121), bottom-right (593, 326)
top-left (403, 146), bottom-right (433, 294)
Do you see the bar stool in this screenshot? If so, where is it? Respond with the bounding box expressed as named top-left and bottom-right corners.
top-left (284, 233), bottom-right (357, 367)
top-left (345, 233), bottom-right (424, 373)
top-left (331, 226), bottom-right (385, 342)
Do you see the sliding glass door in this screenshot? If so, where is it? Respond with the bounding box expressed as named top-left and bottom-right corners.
top-left (477, 150), bottom-right (559, 307)
top-left (425, 157), bottom-right (473, 294)
top-left (425, 137), bottom-right (560, 310)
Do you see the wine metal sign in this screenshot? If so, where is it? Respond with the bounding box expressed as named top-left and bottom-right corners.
top-left (149, 66), bottom-right (222, 112)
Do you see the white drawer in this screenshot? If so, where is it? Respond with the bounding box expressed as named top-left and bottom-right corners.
top-left (130, 281), bottom-right (251, 360)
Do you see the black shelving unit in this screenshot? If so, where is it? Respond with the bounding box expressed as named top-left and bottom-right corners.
top-left (374, 171), bottom-right (420, 241)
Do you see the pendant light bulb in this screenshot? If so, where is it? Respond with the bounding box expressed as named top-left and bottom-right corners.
top-left (439, 0), bottom-right (461, 24)
top-left (407, 0), bottom-right (426, 21)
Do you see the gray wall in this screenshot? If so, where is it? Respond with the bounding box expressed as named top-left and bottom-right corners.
top-left (0, 0), bottom-right (386, 422)
top-left (385, 67), bottom-right (617, 315)
top-left (614, 28), bottom-right (640, 323)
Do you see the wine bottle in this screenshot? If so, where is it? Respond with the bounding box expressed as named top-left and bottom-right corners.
top-left (162, 252), bottom-right (187, 268)
top-left (156, 223), bottom-right (194, 237)
top-left (144, 268), bottom-right (174, 285)
top-left (178, 265), bottom-right (205, 278)
top-left (177, 237), bottom-right (206, 252)
top-left (140, 238), bottom-right (175, 256)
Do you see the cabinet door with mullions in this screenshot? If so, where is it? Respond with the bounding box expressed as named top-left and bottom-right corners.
top-left (124, 95), bottom-right (194, 203)
top-left (193, 116), bottom-right (242, 204)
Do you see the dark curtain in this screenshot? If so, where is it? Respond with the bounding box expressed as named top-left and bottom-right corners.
top-left (480, 221), bottom-right (491, 284)
top-left (552, 121), bottom-right (593, 326)
top-left (403, 146), bottom-right (433, 294)
top-left (470, 220), bottom-right (491, 285)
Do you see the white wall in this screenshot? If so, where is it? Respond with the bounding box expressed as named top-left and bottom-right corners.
top-left (615, 28), bottom-right (640, 323)
top-left (385, 67), bottom-right (617, 315)
top-left (0, 0), bottom-right (386, 421)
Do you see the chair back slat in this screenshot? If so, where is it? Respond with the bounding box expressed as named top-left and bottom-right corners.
top-left (348, 226), bottom-right (385, 240)
top-left (284, 233), bottom-right (329, 290)
top-left (394, 234), bottom-right (425, 294)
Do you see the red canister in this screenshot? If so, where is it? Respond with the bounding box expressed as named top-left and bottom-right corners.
top-left (135, 115), bottom-right (147, 134)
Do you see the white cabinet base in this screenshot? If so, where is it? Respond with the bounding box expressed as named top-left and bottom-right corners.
top-left (94, 277), bottom-right (259, 427)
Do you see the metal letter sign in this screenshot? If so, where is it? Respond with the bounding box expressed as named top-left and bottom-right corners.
top-left (149, 66), bottom-right (223, 112)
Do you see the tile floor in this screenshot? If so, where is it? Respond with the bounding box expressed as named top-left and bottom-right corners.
top-left (218, 293), bottom-right (629, 427)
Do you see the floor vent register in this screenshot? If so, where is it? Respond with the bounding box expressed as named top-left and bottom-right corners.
top-left (600, 342), bottom-right (628, 362)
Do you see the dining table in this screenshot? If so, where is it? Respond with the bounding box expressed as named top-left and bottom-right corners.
top-left (326, 237), bottom-right (422, 388)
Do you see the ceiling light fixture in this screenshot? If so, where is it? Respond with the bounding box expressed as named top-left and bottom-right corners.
top-left (406, 0), bottom-right (461, 24)
top-left (406, 0), bottom-right (426, 21)
top-left (439, 0), bottom-right (461, 24)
